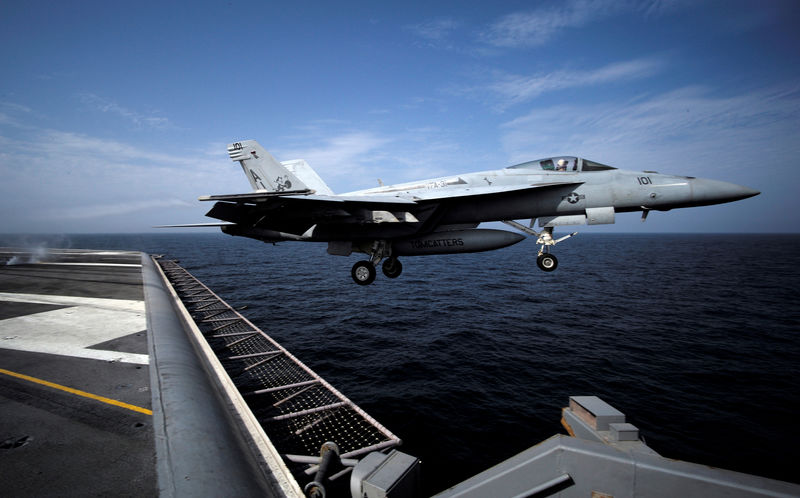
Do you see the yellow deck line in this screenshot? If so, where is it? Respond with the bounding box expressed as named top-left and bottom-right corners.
top-left (0, 368), bottom-right (152, 415)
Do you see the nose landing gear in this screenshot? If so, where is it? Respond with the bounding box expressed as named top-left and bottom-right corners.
top-left (502, 220), bottom-right (577, 272)
top-left (536, 252), bottom-right (558, 272)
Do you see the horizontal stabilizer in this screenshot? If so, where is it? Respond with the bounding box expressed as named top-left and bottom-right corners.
top-left (199, 190), bottom-right (313, 202)
top-left (200, 192), bottom-right (417, 206)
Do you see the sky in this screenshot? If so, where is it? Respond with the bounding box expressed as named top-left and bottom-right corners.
top-left (1, 0), bottom-right (799, 233)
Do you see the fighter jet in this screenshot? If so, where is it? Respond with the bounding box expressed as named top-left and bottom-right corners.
top-left (177, 140), bottom-right (759, 285)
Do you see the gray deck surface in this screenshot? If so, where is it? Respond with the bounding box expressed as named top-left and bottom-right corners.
top-left (0, 249), bottom-right (155, 496)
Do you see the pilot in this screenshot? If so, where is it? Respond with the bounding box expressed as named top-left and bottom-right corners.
top-left (556, 159), bottom-right (569, 171)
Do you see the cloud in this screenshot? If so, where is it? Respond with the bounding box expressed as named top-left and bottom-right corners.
top-left (479, 0), bottom-right (692, 48)
top-left (36, 130), bottom-right (173, 164)
top-left (406, 18), bottom-right (461, 41)
top-left (480, 0), bottom-right (627, 48)
top-left (500, 83), bottom-right (800, 176)
top-left (78, 93), bottom-right (172, 129)
top-left (638, 0), bottom-right (695, 18)
top-left (404, 17), bottom-right (466, 52)
top-left (0, 102), bottom-right (39, 129)
top-left (46, 199), bottom-right (193, 220)
top-left (486, 57), bottom-right (665, 109)
top-left (279, 131), bottom-right (393, 183)
top-left (1, 102), bottom-right (33, 114)
top-left (275, 124), bottom-right (499, 191)
top-left (0, 115), bottom-right (238, 231)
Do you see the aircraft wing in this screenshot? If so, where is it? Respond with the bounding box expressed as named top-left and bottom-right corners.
top-left (202, 191), bottom-right (425, 226)
top-left (402, 181), bottom-right (582, 201)
top-left (201, 181), bottom-right (584, 231)
top-left (201, 181), bottom-right (580, 205)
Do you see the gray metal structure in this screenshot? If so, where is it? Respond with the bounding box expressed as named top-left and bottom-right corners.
top-left (435, 396), bottom-right (800, 498)
top-left (152, 257), bottom-right (403, 495)
top-left (164, 140), bottom-right (759, 284)
top-left (144, 255), bottom-right (300, 496)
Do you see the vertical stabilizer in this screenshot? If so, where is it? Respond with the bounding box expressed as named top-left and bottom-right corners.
top-left (227, 140), bottom-right (308, 192)
top-left (282, 159), bottom-right (335, 195)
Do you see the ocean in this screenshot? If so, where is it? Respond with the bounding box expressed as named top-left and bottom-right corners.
top-left (3, 232), bottom-right (799, 494)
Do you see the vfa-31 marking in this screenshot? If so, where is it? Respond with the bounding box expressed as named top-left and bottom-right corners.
top-left (248, 169), bottom-right (267, 190)
top-left (162, 142), bottom-right (759, 285)
top-left (273, 176), bottom-right (292, 191)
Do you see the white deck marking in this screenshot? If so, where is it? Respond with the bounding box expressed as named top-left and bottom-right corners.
top-left (0, 292), bottom-right (148, 365)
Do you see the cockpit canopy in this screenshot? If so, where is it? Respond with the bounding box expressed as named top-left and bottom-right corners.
top-left (507, 157), bottom-right (615, 172)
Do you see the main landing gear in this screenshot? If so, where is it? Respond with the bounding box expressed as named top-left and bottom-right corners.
top-left (381, 257), bottom-right (403, 279)
top-left (350, 258), bottom-right (403, 285)
top-left (502, 220), bottom-right (577, 273)
top-left (351, 261), bottom-right (376, 285)
top-left (351, 241), bottom-right (403, 285)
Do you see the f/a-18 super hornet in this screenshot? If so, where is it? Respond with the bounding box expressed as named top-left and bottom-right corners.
top-left (171, 140), bottom-right (759, 285)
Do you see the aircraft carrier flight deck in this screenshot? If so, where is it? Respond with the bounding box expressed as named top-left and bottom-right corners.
top-left (0, 248), bottom-right (154, 496)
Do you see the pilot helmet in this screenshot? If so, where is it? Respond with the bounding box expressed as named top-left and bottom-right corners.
top-left (557, 159), bottom-right (568, 168)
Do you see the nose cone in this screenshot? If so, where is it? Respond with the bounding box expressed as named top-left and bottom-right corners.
top-left (691, 178), bottom-right (760, 206)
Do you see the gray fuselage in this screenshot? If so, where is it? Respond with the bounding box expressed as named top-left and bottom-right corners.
top-left (344, 157), bottom-right (758, 231)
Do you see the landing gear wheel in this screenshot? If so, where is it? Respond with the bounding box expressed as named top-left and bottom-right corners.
top-left (351, 261), bottom-right (376, 285)
top-left (537, 253), bottom-right (558, 272)
top-left (382, 258), bottom-right (403, 279)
